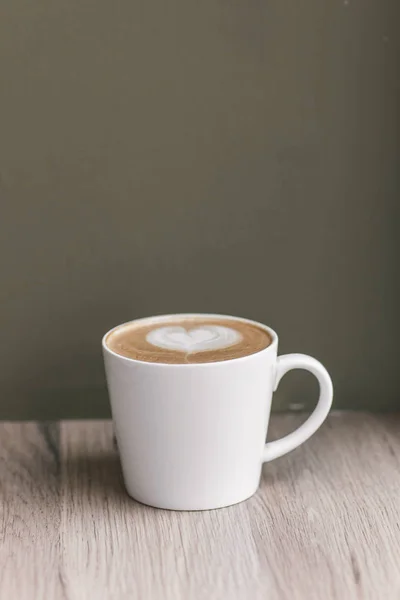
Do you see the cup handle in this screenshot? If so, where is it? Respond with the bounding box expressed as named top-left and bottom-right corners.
top-left (262, 354), bottom-right (333, 462)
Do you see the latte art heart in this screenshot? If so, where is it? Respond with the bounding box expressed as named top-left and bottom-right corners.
top-left (146, 325), bottom-right (242, 353)
top-left (106, 317), bottom-right (273, 363)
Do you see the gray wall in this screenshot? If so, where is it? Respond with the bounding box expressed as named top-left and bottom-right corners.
top-left (1, 0), bottom-right (399, 419)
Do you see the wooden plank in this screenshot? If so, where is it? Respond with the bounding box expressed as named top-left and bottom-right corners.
top-left (0, 422), bottom-right (63, 599)
top-left (1, 415), bottom-right (400, 599)
top-left (255, 413), bottom-right (400, 600)
top-left (59, 414), bottom-right (400, 600)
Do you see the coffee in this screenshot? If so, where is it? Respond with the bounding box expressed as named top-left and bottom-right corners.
top-left (105, 316), bottom-right (272, 364)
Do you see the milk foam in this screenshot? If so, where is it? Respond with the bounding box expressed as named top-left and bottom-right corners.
top-left (146, 325), bottom-right (242, 353)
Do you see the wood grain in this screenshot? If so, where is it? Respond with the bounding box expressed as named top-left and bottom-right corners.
top-left (0, 423), bottom-right (63, 599)
top-left (1, 414), bottom-right (400, 599)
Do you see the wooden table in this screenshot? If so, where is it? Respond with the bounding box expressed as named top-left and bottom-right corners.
top-left (1, 414), bottom-right (399, 600)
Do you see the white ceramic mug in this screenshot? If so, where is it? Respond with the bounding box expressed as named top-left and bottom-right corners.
top-left (103, 314), bottom-right (333, 510)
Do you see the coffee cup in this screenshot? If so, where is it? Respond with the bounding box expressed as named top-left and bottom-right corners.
top-left (103, 313), bottom-right (333, 510)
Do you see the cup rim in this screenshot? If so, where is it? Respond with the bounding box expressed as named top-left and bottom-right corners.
top-left (102, 313), bottom-right (278, 367)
